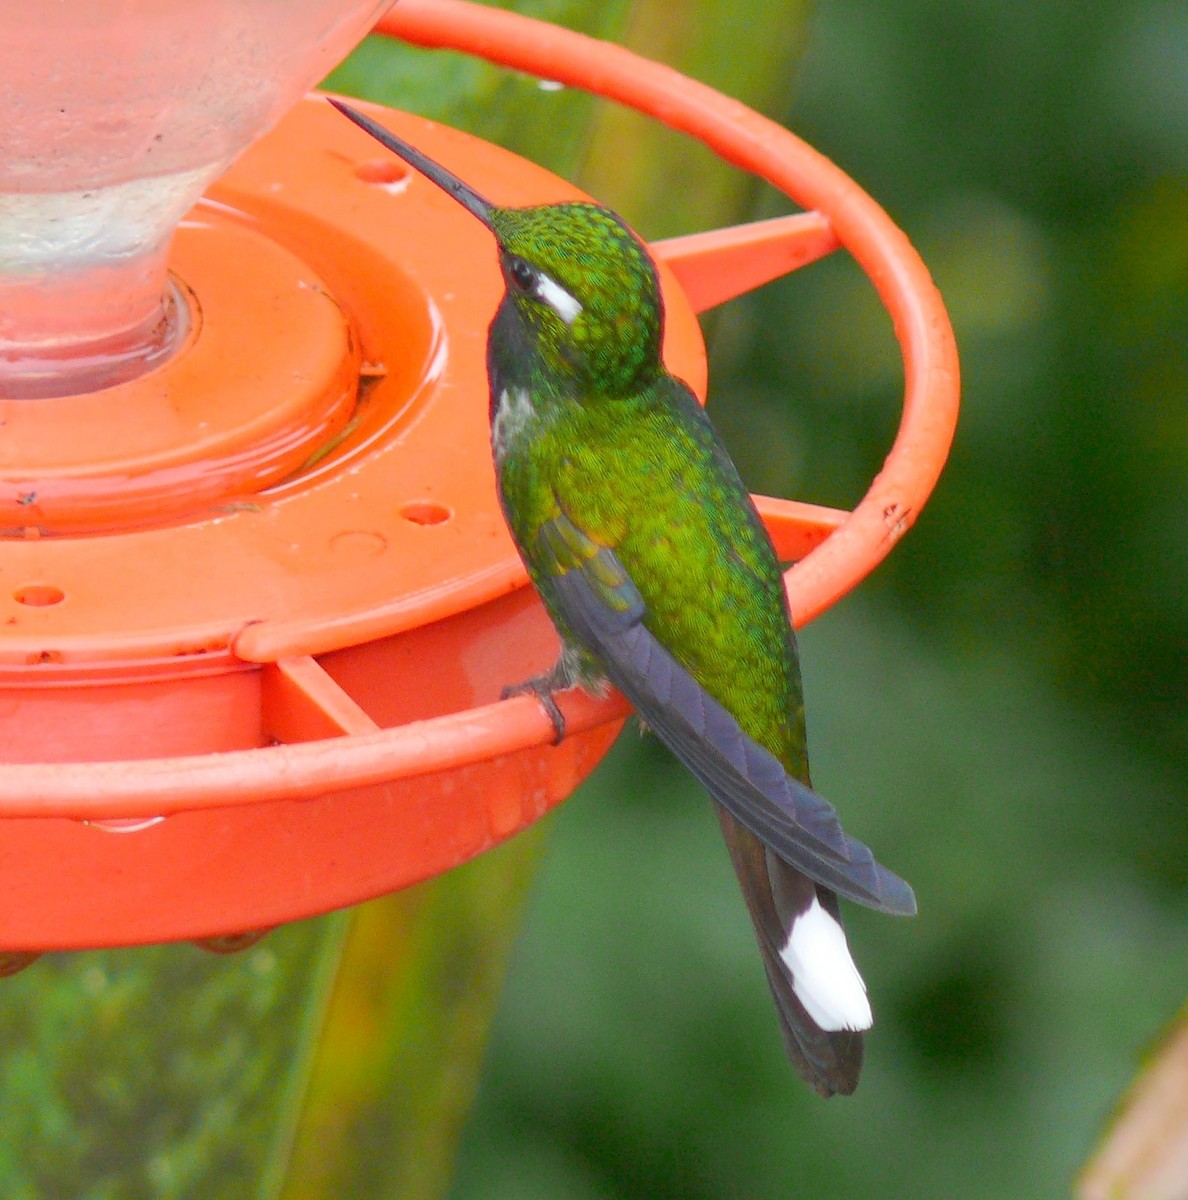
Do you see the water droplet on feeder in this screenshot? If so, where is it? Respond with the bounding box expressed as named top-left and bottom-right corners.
top-left (0, 952), bottom-right (41, 978)
top-left (194, 929), bottom-right (273, 954)
top-left (85, 816), bottom-right (166, 833)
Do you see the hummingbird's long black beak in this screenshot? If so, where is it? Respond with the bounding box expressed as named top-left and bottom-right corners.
top-left (328, 98), bottom-right (496, 230)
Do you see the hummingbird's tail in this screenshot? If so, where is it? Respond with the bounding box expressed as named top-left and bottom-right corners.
top-left (717, 810), bottom-right (868, 1095)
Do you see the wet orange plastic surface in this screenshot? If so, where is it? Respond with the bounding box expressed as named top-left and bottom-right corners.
top-left (0, 0), bottom-right (958, 949)
top-left (0, 221), bottom-right (358, 533)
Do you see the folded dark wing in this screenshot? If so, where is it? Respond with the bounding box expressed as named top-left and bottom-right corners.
top-left (538, 518), bottom-right (916, 917)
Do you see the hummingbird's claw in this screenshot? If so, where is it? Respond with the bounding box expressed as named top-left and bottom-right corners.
top-left (501, 677), bottom-right (567, 744)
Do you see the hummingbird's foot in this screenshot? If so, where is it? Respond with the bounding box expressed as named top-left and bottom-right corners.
top-left (501, 676), bottom-right (567, 744)
top-left (502, 646), bottom-right (608, 745)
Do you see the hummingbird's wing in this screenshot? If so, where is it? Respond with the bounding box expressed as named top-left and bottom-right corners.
top-left (535, 514), bottom-right (916, 917)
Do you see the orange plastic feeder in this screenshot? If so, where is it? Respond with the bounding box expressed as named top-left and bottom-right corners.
top-left (0, 0), bottom-right (958, 953)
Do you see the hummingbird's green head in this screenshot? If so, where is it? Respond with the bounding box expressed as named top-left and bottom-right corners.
top-left (488, 203), bottom-right (663, 394)
top-left (327, 99), bottom-right (664, 395)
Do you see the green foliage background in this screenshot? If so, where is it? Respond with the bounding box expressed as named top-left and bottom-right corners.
top-left (435, 2), bottom-right (1187, 1197)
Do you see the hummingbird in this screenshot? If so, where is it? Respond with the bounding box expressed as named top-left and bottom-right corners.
top-left (330, 98), bottom-right (916, 1096)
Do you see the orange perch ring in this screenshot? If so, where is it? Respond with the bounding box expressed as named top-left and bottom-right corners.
top-left (0, 0), bottom-right (958, 950)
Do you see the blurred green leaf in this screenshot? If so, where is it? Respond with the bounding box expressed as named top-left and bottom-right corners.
top-left (0, 919), bottom-right (346, 1200)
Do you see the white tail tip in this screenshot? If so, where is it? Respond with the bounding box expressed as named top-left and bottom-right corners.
top-left (780, 895), bottom-right (873, 1032)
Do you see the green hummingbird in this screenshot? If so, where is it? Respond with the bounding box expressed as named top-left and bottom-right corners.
top-left (330, 99), bottom-right (916, 1096)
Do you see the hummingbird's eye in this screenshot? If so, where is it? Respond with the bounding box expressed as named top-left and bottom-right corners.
top-left (507, 257), bottom-right (536, 293)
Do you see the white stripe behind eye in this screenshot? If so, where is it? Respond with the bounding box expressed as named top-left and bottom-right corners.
top-left (535, 272), bottom-right (583, 324)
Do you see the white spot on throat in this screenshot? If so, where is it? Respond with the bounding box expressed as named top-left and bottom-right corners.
top-left (492, 386), bottom-right (537, 461)
top-left (780, 895), bottom-right (872, 1032)
top-left (535, 272), bottom-right (583, 325)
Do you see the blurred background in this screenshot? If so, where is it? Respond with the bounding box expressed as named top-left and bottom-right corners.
top-left (407, 1), bottom-right (1184, 1197)
top-left (0, 1), bottom-right (1181, 1197)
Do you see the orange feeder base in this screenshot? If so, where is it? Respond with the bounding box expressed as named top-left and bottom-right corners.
top-left (0, 0), bottom-right (958, 952)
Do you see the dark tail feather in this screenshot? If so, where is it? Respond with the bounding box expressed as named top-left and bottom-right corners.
top-left (717, 809), bottom-right (866, 1096)
top-left (760, 958), bottom-right (864, 1097)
